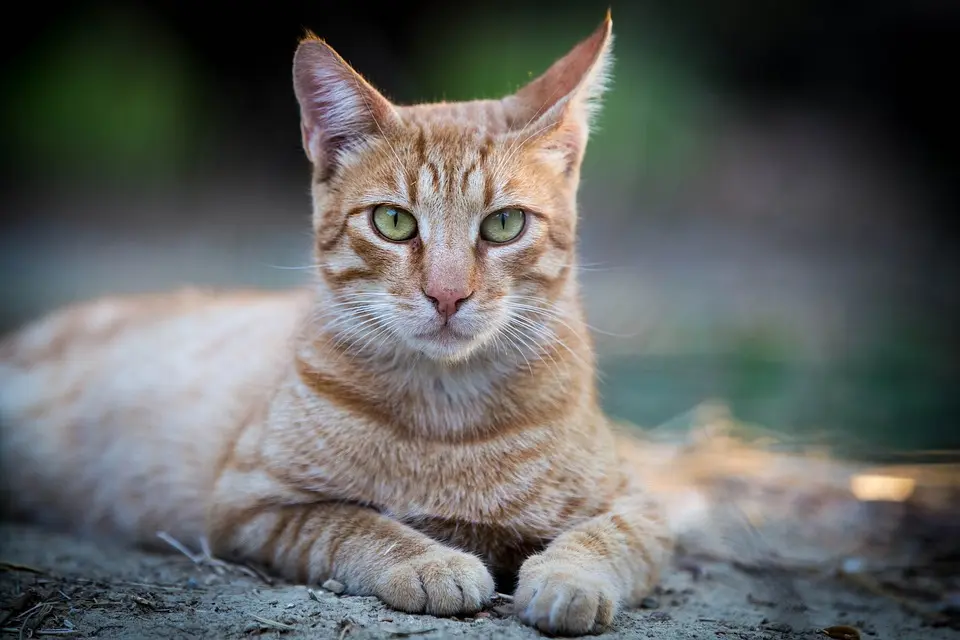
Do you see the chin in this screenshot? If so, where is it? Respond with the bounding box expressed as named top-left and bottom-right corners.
top-left (408, 331), bottom-right (486, 363)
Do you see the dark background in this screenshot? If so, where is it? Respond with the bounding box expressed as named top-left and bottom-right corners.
top-left (2, 0), bottom-right (958, 456)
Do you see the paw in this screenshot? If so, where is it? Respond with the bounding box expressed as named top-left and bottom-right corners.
top-left (374, 548), bottom-right (495, 616)
top-left (514, 556), bottom-right (619, 635)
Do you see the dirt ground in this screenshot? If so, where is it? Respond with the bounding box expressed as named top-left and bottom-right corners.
top-left (2, 521), bottom-right (957, 640)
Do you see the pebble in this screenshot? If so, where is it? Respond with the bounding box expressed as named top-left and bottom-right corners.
top-left (840, 557), bottom-right (865, 574)
top-left (640, 597), bottom-right (660, 609)
top-left (820, 625), bottom-right (861, 640)
top-left (322, 579), bottom-right (346, 594)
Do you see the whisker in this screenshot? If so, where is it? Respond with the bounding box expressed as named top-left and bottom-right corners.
top-left (507, 311), bottom-right (592, 371)
top-left (508, 296), bottom-right (642, 339)
top-left (497, 322), bottom-right (534, 375)
top-left (261, 263), bottom-right (335, 271)
top-left (506, 313), bottom-right (564, 384)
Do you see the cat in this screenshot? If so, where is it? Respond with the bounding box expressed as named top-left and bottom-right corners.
top-left (0, 13), bottom-right (674, 635)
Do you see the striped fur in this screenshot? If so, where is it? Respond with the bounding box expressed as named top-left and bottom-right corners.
top-left (0, 14), bottom-right (673, 635)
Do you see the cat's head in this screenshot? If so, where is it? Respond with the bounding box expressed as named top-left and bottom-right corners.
top-left (294, 15), bottom-right (612, 363)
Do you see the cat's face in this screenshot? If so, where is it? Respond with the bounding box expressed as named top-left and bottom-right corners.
top-left (294, 16), bottom-right (612, 363)
top-left (310, 124), bottom-right (578, 362)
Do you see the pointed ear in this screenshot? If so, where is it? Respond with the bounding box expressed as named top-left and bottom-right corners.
top-left (503, 13), bottom-right (614, 175)
top-left (293, 35), bottom-right (400, 178)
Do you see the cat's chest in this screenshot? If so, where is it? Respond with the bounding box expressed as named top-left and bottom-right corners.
top-left (339, 437), bottom-right (563, 526)
top-left (278, 422), bottom-right (608, 534)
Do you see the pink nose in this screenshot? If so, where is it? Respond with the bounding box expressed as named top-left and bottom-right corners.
top-left (423, 285), bottom-right (472, 321)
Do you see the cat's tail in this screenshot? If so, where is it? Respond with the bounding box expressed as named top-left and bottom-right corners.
top-left (617, 417), bottom-right (951, 568)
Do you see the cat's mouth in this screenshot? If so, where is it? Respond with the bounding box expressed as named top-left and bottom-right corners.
top-left (409, 324), bottom-right (484, 361)
top-left (414, 325), bottom-right (473, 343)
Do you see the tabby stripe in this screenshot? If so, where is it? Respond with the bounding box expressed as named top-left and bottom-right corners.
top-left (296, 359), bottom-right (394, 427)
top-left (460, 161), bottom-right (477, 196)
top-left (427, 162), bottom-right (441, 191)
top-left (322, 266), bottom-right (376, 287)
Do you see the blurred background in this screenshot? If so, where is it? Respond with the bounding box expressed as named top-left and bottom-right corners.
top-left (1, 0), bottom-right (958, 458)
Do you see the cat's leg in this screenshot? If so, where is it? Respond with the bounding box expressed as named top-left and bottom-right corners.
top-left (208, 500), bottom-right (495, 615)
top-left (513, 491), bottom-right (674, 635)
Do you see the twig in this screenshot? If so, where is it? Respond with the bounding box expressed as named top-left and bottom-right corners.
top-left (250, 614), bottom-right (296, 631)
top-left (129, 595), bottom-right (162, 610)
top-left (0, 589), bottom-right (39, 628)
top-left (0, 562), bottom-right (50, 576)
top-left (18, 603), bottom-right (52, 640)
top-left (238, 562), bottom-right (274, 585)
top-left (381, 625), bottom-right (438, 637)
top-left (156, 532), bottom-right (204, 565)
top-left (67, 577), bottom-right (186, 593)
top-left (199, 536), bottom-right (273, 585)
top-left (155, 532), bottom-right (272, 584)
top-left (11, 601), bottom-right (49, 622)
top-left (114, 581), bottom-right (186, 593)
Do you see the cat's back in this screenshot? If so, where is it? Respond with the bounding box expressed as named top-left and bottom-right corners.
top-left (0, 287), bottom-right (310, 540)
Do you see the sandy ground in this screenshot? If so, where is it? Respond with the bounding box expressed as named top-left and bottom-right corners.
top-left (2, 521), bottom-right (957, 640)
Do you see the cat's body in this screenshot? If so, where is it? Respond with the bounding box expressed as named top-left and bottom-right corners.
top-left (0, 289), bottom-right (309, 540)
top-left (0, 15), bottom-right (673, 635)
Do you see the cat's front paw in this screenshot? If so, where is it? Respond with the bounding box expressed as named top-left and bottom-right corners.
top-left (514, 554), bottom-right (619, 636)
top-left (374, 547), bottom-right (495, 616)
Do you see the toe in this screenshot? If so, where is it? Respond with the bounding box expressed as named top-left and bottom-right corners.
top-left (420, 565), bottom-right (464, 615)
top-left (377, 565), bottom-right (428, 613)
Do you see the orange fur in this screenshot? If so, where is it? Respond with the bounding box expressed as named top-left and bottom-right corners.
top-left (0, 14), bottom-right (673, 635)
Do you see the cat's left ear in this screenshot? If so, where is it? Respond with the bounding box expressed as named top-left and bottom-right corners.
top-left (502, 12), bottom-right (614, 176)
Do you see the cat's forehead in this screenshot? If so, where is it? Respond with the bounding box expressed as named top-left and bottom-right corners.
top-left (398, 100), bottom-right (529, 134)
top-left (358, 111), bottom-right (534, 218)
top-left (333, 100), bottom-right (563, 226)
top-left (392, 124), bottom-right (508, 222)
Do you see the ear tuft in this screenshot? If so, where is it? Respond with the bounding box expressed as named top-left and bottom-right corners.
top-left (293, 37), bottom-right (399, 178)
top-left (299, 29), bottom-right (322, 45)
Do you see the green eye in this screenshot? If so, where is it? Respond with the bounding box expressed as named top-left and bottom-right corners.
top-left (479, 208), bottom-right (526, 243)
top-left (372, 205), bottom-right (418, 242)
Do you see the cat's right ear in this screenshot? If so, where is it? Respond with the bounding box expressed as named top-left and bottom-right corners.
top-left (293, 34), bottom-right (400, 177)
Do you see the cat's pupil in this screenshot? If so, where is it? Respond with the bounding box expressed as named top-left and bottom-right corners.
top-left (389, 210), bottom-right (398, 227)
top-left (499, 212), bottom-right (507, 229)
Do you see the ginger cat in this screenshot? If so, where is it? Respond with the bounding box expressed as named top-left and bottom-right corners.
top-left (0, 14), bottom-right (673, 635)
